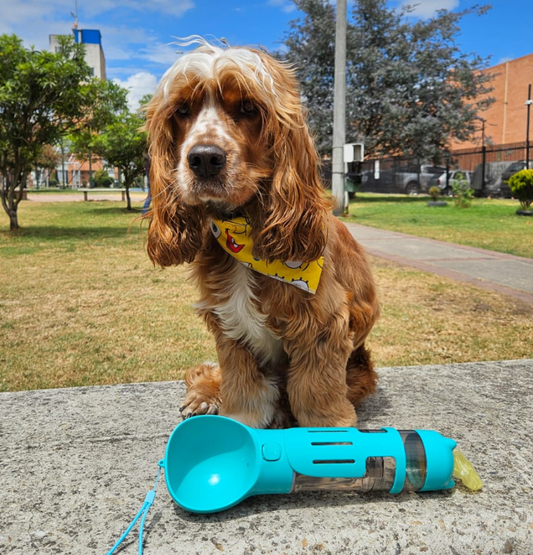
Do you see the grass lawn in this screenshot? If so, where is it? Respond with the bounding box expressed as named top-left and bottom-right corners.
top-left (345, 194), bottom-right (533, 259)
top-left (1, 199), bottom-right (532, 392)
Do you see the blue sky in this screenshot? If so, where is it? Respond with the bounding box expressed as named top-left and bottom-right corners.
top-left (1, 0), bottom-right (532, 109)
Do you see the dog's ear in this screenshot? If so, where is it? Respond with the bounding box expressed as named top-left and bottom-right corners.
top-left (250, 59), bottom-right (330, 264)
top-left (143, 97), bottom-right (205, 267)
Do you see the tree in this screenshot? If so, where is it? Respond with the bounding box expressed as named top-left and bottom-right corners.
top-left (281, 0), bottom-right (494, 161)
top-left (0, 34), bottom-right (111, 230)
top-left (282, 0), bottom-right (336, 153)
top-left (68, 79), bottom-right (128, 187)
top-left (90, 110), bottom-right (147, 210)
top-left (34, 145), bottom-right (61, 188)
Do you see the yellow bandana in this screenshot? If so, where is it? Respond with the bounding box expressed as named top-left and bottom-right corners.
top-left (210, 216), bottom-right (324, 294)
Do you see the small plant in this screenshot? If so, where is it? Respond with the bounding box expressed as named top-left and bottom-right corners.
top-left (93, 169), bottom-right (114, 188)
top-left (508, 169), bottom-right (533, 211)
top-left (451, 173), bottom-right (474, 208)
top-left (428, 186), bottom-right (441, 201)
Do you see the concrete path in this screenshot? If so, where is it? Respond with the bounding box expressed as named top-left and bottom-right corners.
top-left (1, 359), bottom-right (532, 554)
top-left (347, 223), bottom-right (533, 304)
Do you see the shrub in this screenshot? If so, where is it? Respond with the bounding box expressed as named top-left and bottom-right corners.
top-left (452, 173), bottom-right (474, 208)
top-left (428, 186), bottom-right (441, 201)
top-left (508, 169), bottom-right (533, 210)
top-left (93, 169), bottom-right (114, 188)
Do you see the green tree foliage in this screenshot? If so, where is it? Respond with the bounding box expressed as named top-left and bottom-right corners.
top-left (90, 110), bottom-right (148, 210)
top-left (68, 79), bottom-right (128, 186)
top-left (34, 144), bottom-right (61, 188)
top-left (283, 0), bottom-right (336, 152)
top-left (0, 34), bottom-right (125, 229)
top-left (93, 168), bottom-right (114, 188)
top-left (281, 0), bottom-right (494, 161)
top-left (508, 169), bottom-right (533, 211)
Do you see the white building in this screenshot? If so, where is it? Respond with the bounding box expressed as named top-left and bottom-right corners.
top-left (49, 28), bottom-right (106, 80)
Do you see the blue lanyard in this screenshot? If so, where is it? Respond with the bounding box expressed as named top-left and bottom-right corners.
top-left (105, 462), bottom-right (163, 555)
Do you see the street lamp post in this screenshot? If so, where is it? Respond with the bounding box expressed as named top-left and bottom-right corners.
top-left (480, 118), bottom-right (486, 191)
top-left (526, 84), bottom-right (532, 168)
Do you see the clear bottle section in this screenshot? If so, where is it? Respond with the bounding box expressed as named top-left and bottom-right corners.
top-left (292, 430), bottom-right (427, 494)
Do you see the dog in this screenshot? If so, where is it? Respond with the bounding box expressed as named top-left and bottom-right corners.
top-left (144, 38), bottom-right (379, 429)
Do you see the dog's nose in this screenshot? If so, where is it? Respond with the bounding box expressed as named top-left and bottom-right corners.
top-left (187, 145), bottom-right (227, 178)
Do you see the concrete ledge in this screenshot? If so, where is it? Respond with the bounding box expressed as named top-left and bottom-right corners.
top-left (1, 360), bottom-right (532, 554)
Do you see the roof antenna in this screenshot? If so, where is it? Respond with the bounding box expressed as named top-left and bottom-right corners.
top-left (71, 0), bottom-right (79, 29)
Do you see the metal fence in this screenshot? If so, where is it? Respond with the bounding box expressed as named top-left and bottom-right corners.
top-left (344, 141), bottom-right (528, 197)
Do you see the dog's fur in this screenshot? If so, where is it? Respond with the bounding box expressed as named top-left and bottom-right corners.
top-left (144, 39), bottom-right (379, 429)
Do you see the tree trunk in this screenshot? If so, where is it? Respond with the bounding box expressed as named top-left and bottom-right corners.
top-left (8, 209), bottom-right (19, 230)
top-left (1, 169), bottom-right (26, 231)
top-left (124, 176), bottom-right (132, 211)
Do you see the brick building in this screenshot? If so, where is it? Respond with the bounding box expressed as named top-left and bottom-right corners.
top-left (453, 53), bottom-right (533, 149)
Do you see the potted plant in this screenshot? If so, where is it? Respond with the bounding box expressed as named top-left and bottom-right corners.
top-left (508, 169), bottom-right (533, 216)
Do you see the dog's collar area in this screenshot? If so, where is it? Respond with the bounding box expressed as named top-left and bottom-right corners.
top-left (210, 215), bottom-right (324, 294)
top-left (205, 201), bottom-right (244, 221)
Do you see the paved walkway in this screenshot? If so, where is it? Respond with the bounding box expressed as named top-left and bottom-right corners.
top-left (346, 223), bottom-right (533, 304)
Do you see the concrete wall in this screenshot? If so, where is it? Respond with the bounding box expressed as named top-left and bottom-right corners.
top-left (84, 43), bottom-right (106, 80)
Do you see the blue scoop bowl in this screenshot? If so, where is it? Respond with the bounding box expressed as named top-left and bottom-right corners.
top-left (161, 415), bottom-right (456, 513)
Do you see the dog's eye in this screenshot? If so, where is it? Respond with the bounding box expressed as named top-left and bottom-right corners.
top-left (240, 100), bottom-right (257, 116)
top-left (176, 103), bottom-right (190, 118)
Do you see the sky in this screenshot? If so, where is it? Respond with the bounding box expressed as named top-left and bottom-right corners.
top-left (1, 0), bottom-right (532, 110)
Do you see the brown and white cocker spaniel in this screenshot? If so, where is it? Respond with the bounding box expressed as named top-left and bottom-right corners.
top-left (144, 38), bottom-right (379, 429)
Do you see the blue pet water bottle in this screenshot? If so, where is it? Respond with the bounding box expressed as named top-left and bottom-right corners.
top-left (160, 415), bottom-right (459, 514)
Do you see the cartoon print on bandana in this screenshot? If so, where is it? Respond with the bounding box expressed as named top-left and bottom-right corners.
top-left (210, 216), bottom-right (324, 294)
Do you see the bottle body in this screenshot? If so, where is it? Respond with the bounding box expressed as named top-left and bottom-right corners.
top-left (292, 431), bottom-right (427, 494)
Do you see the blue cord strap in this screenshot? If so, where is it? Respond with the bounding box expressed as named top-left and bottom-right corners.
top-left (106, 463), bottom-right (163, 555)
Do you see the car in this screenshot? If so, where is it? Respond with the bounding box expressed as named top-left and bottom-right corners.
top-left (431, 170), bottom-right (473, 196)
top-left (501, 160), bottom-right (532, 183)
top-left (500, 161), bottom-right (533, 196)
top-left (357, 164), bottom-right (446, 195)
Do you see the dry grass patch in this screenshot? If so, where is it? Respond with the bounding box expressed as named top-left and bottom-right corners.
top-left (1, 200), bottom-right (532, 392)
top-left (368, 256), bottom-right (533, 367)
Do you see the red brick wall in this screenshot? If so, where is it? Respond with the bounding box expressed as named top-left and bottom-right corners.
top-left (452, 53), bottom-right (533, 149)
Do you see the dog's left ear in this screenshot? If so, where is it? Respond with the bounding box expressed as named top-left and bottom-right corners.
top-left (251, 81), bottom-right (330, 264)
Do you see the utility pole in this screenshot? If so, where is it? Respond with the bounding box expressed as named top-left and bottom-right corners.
top-left (332, 0), bottom-right (347, 216)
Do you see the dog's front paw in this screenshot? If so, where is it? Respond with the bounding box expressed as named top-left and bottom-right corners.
top-left (180, 395), bottom-right (219, 419)
top-left (181, 362), bottom-right (222, 419)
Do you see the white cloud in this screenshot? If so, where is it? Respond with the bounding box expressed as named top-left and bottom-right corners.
top-left (495, 56), bottom-right (513, 66)
top-left (113, 72), bottom-right (158, 111)
top-left (0, 0), bottom-right (195, 23)
top-left (139, 42), bottom-right (183, 66)
top-left (267, 0), bottom-right (297, 14)
top-left (0, 0), bottom-right (194, 55)
top-left (401, 0), bottom-right (459, 18)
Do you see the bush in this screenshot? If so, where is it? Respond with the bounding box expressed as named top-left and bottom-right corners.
top-left (93, 169), bottom-right (114, 188)
top-left (428, 186), bottom-right (441, 201)
top-left (508, 169), bottom-right (533, 210)
top-left (452, 173), bottom-right (474, 208)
